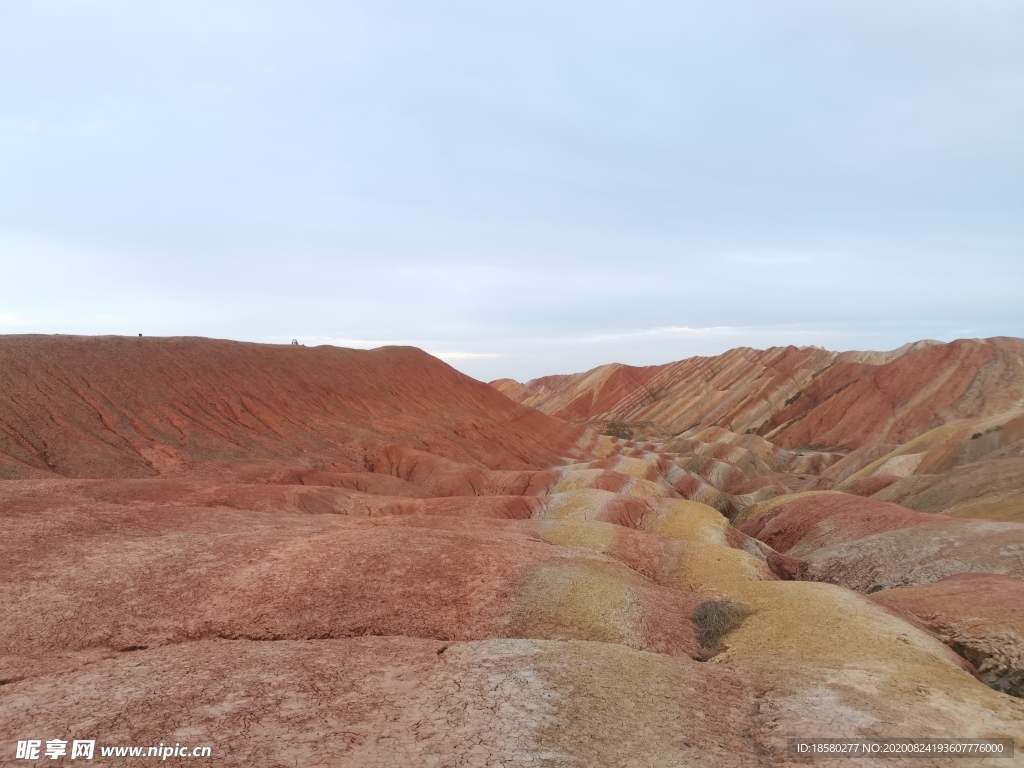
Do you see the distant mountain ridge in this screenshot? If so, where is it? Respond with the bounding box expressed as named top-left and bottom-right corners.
top-left (491, 337), bottom-right (1024, 451)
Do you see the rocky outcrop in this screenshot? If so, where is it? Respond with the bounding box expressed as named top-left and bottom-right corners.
top-left (871, 574), bottom-right (1024, 698)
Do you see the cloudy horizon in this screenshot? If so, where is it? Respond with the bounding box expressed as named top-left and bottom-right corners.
top-left (2, 1), bottom-right (1022, 381)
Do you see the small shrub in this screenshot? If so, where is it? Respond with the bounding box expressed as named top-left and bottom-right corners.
top-left (692, 600), bottom-right (753, 658)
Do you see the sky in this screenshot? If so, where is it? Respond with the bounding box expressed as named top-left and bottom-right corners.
top-left (1, 1), bottom-right (1022, 382)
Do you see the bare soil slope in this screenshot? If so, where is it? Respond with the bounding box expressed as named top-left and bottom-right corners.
top-left (0, 335), bottom-right (584, 485)
top-left (2, 336), bottom-right (1022, 767)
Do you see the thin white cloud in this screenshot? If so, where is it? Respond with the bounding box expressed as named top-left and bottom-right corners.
top-left (579, 326), bottom-right (741, 342)
top-left (725, 251), bottom-right (827, 267)
top-left (255, 337), bottom-right (502, 361)
top-left (571, 325), bottom-right (866, 344)
top-left (264, 336), bottom-right (413, 348)
top-left (0, 312), bottom-right (33, 329)
top-left (428, 351), bottom-right (503, 360)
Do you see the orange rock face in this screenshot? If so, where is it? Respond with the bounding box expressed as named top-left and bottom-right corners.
top-left (2, 335), bottom-right (1023, 766)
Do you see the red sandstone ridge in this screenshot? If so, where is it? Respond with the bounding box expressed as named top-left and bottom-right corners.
top-left (0, 335), bottom-right (586, 487)
top-left (2, 335), bottom-right (1023, 766)
top-left (492, 337), bottom-right (1024, 451)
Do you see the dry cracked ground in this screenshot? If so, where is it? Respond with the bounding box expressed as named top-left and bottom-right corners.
top-left (1, 335), bottom-right (1023, 767)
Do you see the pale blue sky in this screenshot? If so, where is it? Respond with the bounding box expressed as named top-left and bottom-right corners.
top-left (1, 1), bottom-right (1022, 380)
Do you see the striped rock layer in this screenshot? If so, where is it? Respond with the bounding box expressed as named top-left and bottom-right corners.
top-left (1, 335), bottom-right (1023, 767)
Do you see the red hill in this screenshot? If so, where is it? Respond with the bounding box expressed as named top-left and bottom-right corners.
top-left (0, 335), bottom-right (585, 482)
